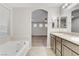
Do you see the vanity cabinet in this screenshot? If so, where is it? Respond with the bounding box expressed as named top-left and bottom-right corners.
top-left (50, 34), bottom-right (62, 56)
top-left (50, 34), bottom-right (79, 56)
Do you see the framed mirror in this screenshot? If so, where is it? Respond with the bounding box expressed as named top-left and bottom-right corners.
top-left (60, 17), bottom-right (67, 28)
top-left (52, 22), bottom-right (55, 28)
top-left (71, 9), bottom-right (79, 32)
top-left (57, 17), bottom-right (59, 28)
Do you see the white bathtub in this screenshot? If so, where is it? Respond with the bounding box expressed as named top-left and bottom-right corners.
top-left (0, 40), bottom-right (30, 56)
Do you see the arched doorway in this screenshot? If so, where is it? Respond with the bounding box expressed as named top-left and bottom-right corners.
top-left (31, 9), bottom-right (48, 47)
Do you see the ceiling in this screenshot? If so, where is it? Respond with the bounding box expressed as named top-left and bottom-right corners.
top-left (3, 3), bottom-right (63, 8)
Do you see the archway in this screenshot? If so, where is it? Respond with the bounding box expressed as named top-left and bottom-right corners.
top-left (31, 9), bottom-right (48, 47)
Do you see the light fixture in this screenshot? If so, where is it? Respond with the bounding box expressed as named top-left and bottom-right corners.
top-left (62, 3), bottom-right (70, 9)
top-left (53, 17), bottom-right (57, 20)
top-left (62, 3), bottom-right (68, 8)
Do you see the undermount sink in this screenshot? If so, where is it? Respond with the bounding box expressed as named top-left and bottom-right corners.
top-left (71, 36), bottom-right (79, 41)
top-left (63, 32), bottom-right (79, 36)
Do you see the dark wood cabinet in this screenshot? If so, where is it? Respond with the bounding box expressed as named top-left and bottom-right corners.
top-left (50, 34), bottom-right (79, 56)
top-left (62, 39), bottom-right (79, 56)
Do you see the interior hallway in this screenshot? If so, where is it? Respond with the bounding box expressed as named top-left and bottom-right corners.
top-left (26, 36), bottom-right (55, 56)
top-left (32, 36), bottom-right (47, 47)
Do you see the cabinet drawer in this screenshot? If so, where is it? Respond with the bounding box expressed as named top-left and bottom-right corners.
top-left (72, 52), bottom-right (79, 56)
top-left (62, 45), bottom-right (72, 56)
top-left (62, 39), bottom-right (79, 55)
top-left (56, 41), bottom-right (61, 51)
top-left (51, 38), bottom-right (55, 53)
top-left (56, 37), bottom-right (61, 43)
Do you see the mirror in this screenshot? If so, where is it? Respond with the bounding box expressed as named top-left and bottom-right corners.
top-left (52, 17), bottom-right (59, 28)
top-left (51, 17), bottom-right (67, 29)
top-left (71, 9), bottom-right (79, 32)
top-left (57, 17), bottom-right (59, 28)
top-left (60, 17), bottom-right (67, 28)
top-left (52, 22), bottom-right (55, 28)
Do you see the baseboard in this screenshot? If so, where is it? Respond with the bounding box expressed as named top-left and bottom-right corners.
top-left (32, 35), bottom-right (47, 37)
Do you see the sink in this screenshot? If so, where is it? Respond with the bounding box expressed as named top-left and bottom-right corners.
top-left (71, 37), bottom-right (79, 41)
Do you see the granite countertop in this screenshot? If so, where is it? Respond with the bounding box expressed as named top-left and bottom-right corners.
top-left (50, 32), bottom-right (79, 45)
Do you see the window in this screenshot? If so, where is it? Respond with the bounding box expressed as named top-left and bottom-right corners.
top-left (33, 24), bottom-right (37, 28)
top-left (39, 24), bottom-right (43, 28)
top-left (45, 24), bottom-right (47, 27)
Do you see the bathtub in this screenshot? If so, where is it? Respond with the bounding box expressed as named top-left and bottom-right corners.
top-left (0, 40), bottom-right (30, 56)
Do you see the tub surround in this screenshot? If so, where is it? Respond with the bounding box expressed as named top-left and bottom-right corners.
top-left (0, 40), bottom-right (30, 56)
top-left (0, 36), bottom-right (11, 45)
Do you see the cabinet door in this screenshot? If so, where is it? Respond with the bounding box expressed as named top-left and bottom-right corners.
top-left (62, 39), bottom-right (79, 55)
top-left (51, 37), bottom-right (55, 53)
top-left (53, 38), bottom-right (55, 53)
top-left (72, 52), bottom-right (79, 56)
top-left (55, 37), bottom-right (62, 56)
top-left (62, 45), bottom-right (72, 56)
top-left (51, 39), bottom-right (55, 52)
top-left (56, 41), bottom-right (61, 56)
top-left (51, 37), bottom-right (53, 49)
top-left (56, 39), bottom-right (61, 51)
top-left (56, 49), bottom-right (61, 56)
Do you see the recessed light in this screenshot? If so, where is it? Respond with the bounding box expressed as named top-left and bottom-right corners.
top-left (62, 5), bottom-right (65, 9)
top-left (62, 3), bottom-right (70, 9)
top-left (65, 3), bottom-right (69, 6)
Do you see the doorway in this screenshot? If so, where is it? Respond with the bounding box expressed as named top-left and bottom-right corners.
top-left (31, 9), bottom-right (48, 47)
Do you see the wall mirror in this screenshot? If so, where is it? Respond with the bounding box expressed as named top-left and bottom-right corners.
top-left (52, 17), bottom-right (59, 28)
top-left (52, 22), bottom-right (55, 28)
top-left (71, 9), bottom-right (79, 32)
top-left (60, 17), bottom-right (67, 28)
top-left (57, 17), bottom-right (59, 28)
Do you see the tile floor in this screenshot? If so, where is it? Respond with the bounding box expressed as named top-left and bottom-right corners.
top-left (26, 47), bottom-right (55, 56)
top-left (26, 36), bottom-right (55, 56)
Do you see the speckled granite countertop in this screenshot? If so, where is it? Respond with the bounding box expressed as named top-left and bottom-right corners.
top-left (50, 32), bottom-right (79, 45)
